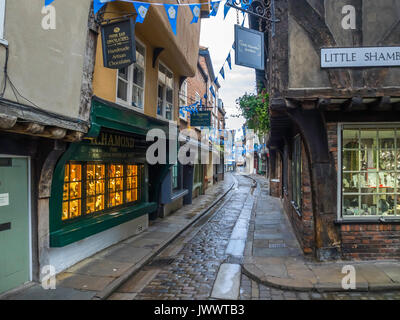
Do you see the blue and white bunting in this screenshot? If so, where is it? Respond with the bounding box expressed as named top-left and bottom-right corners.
top-left (224, 0), bottom-right (233, 19)
top-left (189, 4), bottom-right (201, 24)
top-left (220, 67), bottom-right (225, 79)
top-left (133, 2), bottom-right (150, 24)
top-left (164, 4), bottom-right (179, 36)
top-left (45, 0), bottom-right (55, 5)
top-left (210, 86), bottom-right (216, 98)
top-left (226, 53), bottom-right (232, 70)
top-left (93, 0), bottom-right (114, 14)
top-left (209, 1), bottom-right (221, 17)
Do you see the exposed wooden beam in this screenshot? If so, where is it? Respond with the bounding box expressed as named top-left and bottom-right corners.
top-left (0, 113), bottom-right (17, 129)
top-left (317, 98), bottom-right (331, 111)
top-left (341, 97), bottom-right (364, 112)
top-left (369, 96), bottom-right (392, 111)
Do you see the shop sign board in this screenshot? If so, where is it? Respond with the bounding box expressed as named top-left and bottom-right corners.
top-left (234, 25), bottom-right (265, 70)
top-left (101, 19), bottom-right (136, 69)
top-left (190, 111), bottom-right (212, 127)
top-left (321, 47), bottom-right (400, 68)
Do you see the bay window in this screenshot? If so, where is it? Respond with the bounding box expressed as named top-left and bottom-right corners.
top-left (341, 125), bottom-right (400, 218)
top-left (117, 41), bottom-right (145, 110)
top-left (157, 63), bottom-right (174, 120)
top-left (62, 162), bottom-right (141, 221)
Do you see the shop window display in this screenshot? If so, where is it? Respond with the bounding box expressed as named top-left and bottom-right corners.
top-left (342, 127), bottom-right (400, 217)
top-left (62, 162), bottom-right (141, 221)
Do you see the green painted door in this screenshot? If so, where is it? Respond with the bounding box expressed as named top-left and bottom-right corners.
top-left (0, 157), bottom-right (30, 294)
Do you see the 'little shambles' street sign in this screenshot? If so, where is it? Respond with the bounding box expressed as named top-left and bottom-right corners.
top-left (321, 47), bottom-right (400, 68)
top-left (234, 25), bottom-right (265, 70)
top-left (101, 19), bottom-right (136, 69)
top-left (190, 111), bottom-right (211, 127)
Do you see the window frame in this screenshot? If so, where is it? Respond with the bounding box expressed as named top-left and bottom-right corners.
top-left (338, 123), bottom-right (400, 221)
top-left (179, 79), bottom-right (188, 121)
top-left (157, 61), bottom-right (174, 120)
top-left (0, 0), bottom-right (5, 42)
top-left (62, 162), bottom-right (142, 223)
top-left (116, 38), bottom-right (146, 112)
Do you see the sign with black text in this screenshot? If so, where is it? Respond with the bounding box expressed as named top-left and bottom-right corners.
top-left (234, 25), bottom-right (265, 70)
top-left (101, 19), bottom-right (136, 69)
top-left (321, 47), bottom-right (400, 68)
top-left (190, 111), bottom-right (211, 127)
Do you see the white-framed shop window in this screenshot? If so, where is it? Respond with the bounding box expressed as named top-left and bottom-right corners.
top-left (0, 0), bottom-right (6, 41)
top-left (116, 40), bottom-right (146, 111)
top-left (179, 79), bottom-right (188, 121)
top-left (157, 62), bottom-right (174, 120)
top-left (338, 123), bottom-right (400, 220)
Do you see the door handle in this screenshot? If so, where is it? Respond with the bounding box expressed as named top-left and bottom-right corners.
top-left (0, 222), bottom-right (11, 232)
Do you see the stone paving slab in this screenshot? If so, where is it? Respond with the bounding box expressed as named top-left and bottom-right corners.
top-left (1, 175), bottom-right (235, 300)
top-left (243, 175), bottom-right (400, 293)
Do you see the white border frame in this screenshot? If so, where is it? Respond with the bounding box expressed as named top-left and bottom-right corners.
top-left (0, 154), bottom-right (32, 283)
top-left (337, 122), bottom-right (400, 222)
top-left (115, 37), bottom-right (146, 114)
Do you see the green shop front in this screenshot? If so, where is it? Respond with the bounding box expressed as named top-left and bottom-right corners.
top-left (48, 97), bottom-right (171, 271)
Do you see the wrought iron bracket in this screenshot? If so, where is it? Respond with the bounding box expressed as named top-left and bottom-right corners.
top-left (227, 0), bottom-right (279, 33)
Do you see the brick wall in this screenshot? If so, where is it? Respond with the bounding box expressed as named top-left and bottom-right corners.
top-left (341, 224), bottom-right (400, 260)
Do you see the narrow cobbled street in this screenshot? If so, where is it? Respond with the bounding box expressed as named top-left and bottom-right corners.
top-left (109, 173), bottom-right (400, 300)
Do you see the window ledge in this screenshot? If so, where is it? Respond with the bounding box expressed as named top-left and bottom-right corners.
top-left (0, 39), bottom-right (8, 47)
top-left (335, 218), bottom-right (400, 225)
top-left (171, 189), bottom-right (189, 202)
top-left (50, 202), bottom-right (157, 247)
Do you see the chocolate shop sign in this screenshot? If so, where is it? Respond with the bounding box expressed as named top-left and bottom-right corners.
top-left (321, 47), bottom-right (400, 68)
top-left (101, 19), bottom-right (136, 69)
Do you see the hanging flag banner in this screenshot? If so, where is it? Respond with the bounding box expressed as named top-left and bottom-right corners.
top-left (210, 86), bottom-right (216, 98)
top-left (164, 4), bottom-right (179, 35)
top-left (189, 4), bottom-right (201, 24)
top-left (133, 2), bottom-right (150, 24)
top-left (209, 1), bottom-right (221, 17)
top-left (220, 66), bottom-right (225, 79)
top-left (101, 18), bottom-right (136, 69)
top-left (226, 52), bottom-right (232, 69)
top-left (45, 0), bottom-right (55, 5)
top-left (234, 24), bottom-right (264, 70)
top-left (224, 0), bottom-right (233, 19)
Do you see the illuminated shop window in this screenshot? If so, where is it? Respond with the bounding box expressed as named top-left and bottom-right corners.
top-left (61, 163), bottom-right (141, 221)
top-left (341, 126), bottom-right (400, 218)
top-left (62, 164), bottom-right (82, 220)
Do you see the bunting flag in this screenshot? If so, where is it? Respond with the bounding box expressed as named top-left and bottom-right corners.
top-left (220, 66), bottom-right (225, 79)
top-left (164, 4), bottom-right (179, 36)
top-left (209, 1), bottom-right (221, 17)
top-left (226, 52), bottom-right (232, 70)
top-left (45, 0), bottom-right (55, 5)
top-left (210, 86), bottom-right (216, 98)
top-left (133, 2), bottom-right (150, 24)
top-left (189, 4), bottom-right (201, 24)
top-left (224, 0), bottom-right (233, 19)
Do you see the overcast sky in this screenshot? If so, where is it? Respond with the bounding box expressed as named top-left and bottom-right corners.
top-left (199, 7), bottom-right (256, 131)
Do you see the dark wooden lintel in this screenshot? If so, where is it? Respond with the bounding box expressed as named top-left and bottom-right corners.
top-left (368, 96), bottom-right (392, 111)
top-left (341, 97), bottom-right (364, 112)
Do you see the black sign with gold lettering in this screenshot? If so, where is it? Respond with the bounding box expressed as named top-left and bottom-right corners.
top-left (101, 19), bottom-right (136, 69)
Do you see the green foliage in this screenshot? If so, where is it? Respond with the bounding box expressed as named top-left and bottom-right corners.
top-left (236, 89), bottom-right (270, 135)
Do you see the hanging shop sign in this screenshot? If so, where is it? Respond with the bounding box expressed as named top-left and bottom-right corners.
top-left (190, 111), bottom-right (212, 127)
top-left (321, 47), bottom-right (400, 68)
top-left (234, 25), bottom-right (265, 70)
top-left (101, 19), bottom-right (136, 69)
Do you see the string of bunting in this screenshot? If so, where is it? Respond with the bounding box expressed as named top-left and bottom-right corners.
top-left (45, 0), bottom-right (252, 36)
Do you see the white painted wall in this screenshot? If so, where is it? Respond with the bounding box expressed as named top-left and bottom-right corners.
top-left (49, 215), bottom-right (148, 273)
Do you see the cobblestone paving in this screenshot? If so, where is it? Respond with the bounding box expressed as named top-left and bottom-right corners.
top-left (134, 175), bottom-right (253, 300)
top-left (121, 173), bottom-right (400, 300)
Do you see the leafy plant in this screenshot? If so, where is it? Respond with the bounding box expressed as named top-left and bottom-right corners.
top-left (236, 89), bottom-right (270, 136)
